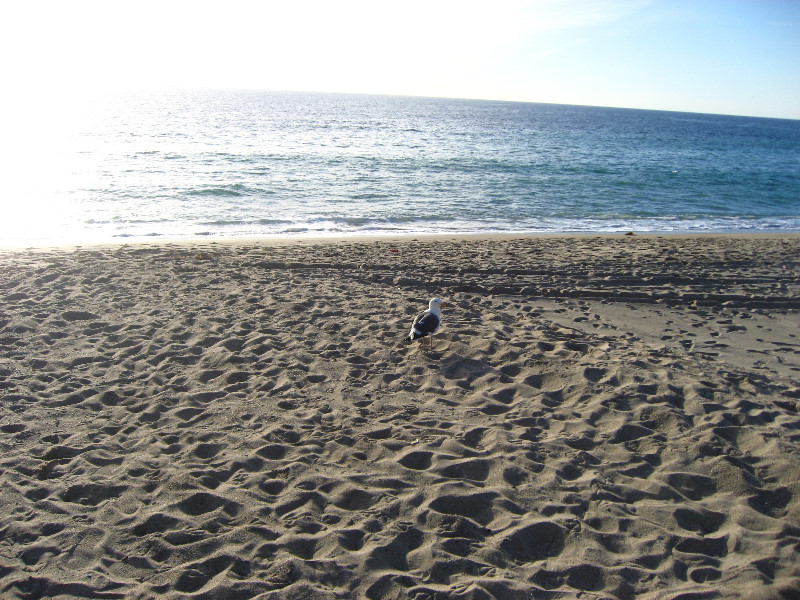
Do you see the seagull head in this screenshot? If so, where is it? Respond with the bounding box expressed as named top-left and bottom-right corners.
top-left (429, 297), bottom-right (446, 313)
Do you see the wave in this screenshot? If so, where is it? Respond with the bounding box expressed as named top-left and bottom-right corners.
top-left (186, 183), bottom-right (263, 198)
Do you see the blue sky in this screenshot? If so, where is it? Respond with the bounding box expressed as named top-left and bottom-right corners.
top-left (4, 0), bottom-right (800, 118)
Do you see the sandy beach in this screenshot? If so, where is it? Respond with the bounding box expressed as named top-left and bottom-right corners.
top-left (1, 234), bottom-right (799, 599)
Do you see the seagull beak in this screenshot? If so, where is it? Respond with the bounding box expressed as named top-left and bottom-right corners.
top-left (441, 303), bottom-right (447, 308)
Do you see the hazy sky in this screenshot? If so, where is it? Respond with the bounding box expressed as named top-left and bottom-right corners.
top-left (4, 0), bottom-right (800, 118)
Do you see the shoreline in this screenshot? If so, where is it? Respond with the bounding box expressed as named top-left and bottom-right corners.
top-left (3, 229), bottom-right (800, 253)
top-left (1, 234), bottom-right (799, 598)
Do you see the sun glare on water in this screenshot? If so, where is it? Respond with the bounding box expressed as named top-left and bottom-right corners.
top-left (1, 93), bottom-right (105, 247)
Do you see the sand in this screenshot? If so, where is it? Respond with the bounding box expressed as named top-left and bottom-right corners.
top-left (1, 234), bottom-right (799, 600)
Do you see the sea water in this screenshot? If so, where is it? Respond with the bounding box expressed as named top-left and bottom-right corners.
top-left (3, 90), bottom-right (799, 246)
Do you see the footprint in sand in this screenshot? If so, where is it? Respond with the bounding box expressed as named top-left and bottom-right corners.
top-left (500, 521), bottom-right (566, 562)
top-left (397, 450), bottom-right (433, 470)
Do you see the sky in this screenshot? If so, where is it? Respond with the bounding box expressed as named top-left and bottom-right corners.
top-left (3, 0), bottom-right (800, 119)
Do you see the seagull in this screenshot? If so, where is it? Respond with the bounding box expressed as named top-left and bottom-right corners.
top-left (406, 298), bottom-right (446, 349)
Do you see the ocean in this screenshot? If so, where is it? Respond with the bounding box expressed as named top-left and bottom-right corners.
top-left (3, 90), bottom-right (799, 246)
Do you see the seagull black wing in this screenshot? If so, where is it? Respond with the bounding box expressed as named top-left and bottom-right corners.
top-left (410, 310), bottom-right (440, 340)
